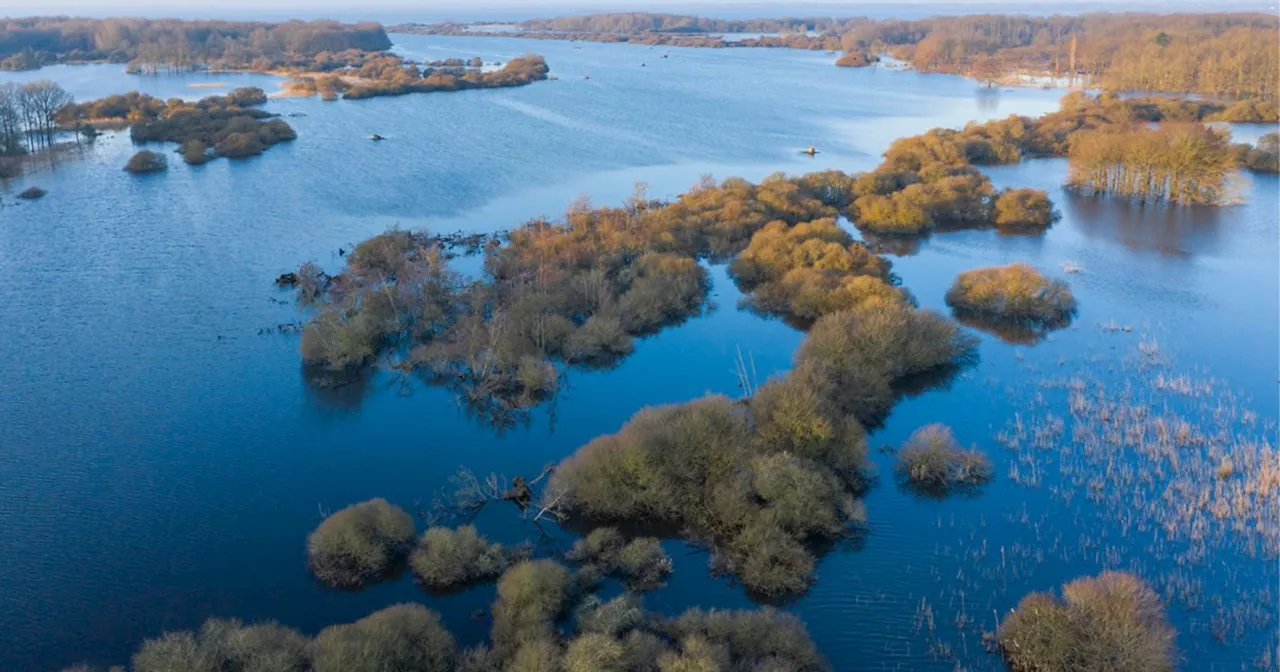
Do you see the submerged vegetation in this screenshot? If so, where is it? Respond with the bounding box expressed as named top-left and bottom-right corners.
top-left (945, 263), bottom-right (1076, 334)
top-left (307, 498), bottom-right (416, 588)
top-left (997, 572), bottom-right (1177, 672)
top-left (1066, 124), bottom-right (1236, 205)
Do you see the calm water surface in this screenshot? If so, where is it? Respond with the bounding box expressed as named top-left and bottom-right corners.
top-left (1, 34), bottom-right (1276, 671)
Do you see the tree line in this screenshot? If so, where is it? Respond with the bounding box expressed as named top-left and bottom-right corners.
top-left (0, 80), bottom-right (71, 156)
top-left (0, 18), bottom-right (391, 73)
top-left (400, 11), bottom-right (1279, 100)
top-left (846, 12), bottom-right (1278, 98)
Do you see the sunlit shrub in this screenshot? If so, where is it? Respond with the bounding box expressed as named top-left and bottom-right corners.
top-left (994, 188), bottom-right (1057, 230)
top-left (997, 572), bottom-right (1176, 672)
top-left (576, 594), bottom-right (649, 637)
top-left (410, 525), bottom-right (508, 590)
top-left (945, 263), bottom-right (1076, 327)
top-left (313, 603), bottom-right (455, 672)
top-left (564, 633), bottom-right (625, 672)
top-left (307, 498), bottom-right (416, 588)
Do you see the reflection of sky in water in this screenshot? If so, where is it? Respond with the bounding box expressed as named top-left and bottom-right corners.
top-left (0, 33), bottom-right (1276, 672)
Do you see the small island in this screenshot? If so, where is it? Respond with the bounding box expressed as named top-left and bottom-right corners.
top-left (945, 263), bottom-right (1077, 332)
top-left (59, 88), bottom-right (297, 165)
top-left (124, 150), bottom-right (167, 174)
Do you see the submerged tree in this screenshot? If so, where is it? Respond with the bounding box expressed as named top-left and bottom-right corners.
top-left (1066, 123), bottom-right (1235, 205)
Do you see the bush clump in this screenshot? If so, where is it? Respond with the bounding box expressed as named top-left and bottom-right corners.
top-left (566, 528), bottom-right (672, 591)
top-left (410, 525), bottom-right (508, 590)
top-left (550, 395), bottom-right (864, 597)
top-left (307, 498), bottom-right (416, 588)
top-left (994, 188), bottom-right (1057, 230)
top-left (313, 603), bottom-right (455, 672)
top-left (132, 618), bottom-right (309, 672)
top-left (730, 217), bottom-right (904, 324)
top-left (491, 560), bottom-right (573, 657)
top-left (894, 424), bottom-right (993, 494)
top-left (666, 608), bottom-right (826, 671)
top-left (182, 139), bottom-right (211, 165)
top-left (17, 186), bottom-right (46, 199)
top-left (793, 301), bottom-right (978, 425)
top-left (124, 150), bottom-right (167, 174)
top-left (945, 263), bottom-right (1076, 328)
top-left (997, 572), bottom-right (1177, 672)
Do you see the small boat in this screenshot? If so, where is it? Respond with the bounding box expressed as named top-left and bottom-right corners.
top-left (802, 146), bottom-right (819, 156)
top-left (370, 134), bottom-right (385, 142)
top-left (584, 75), bottom-right (591, 80)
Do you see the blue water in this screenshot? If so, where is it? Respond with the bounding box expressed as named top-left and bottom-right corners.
top-left (1, 33), bottom-right (1276, 671)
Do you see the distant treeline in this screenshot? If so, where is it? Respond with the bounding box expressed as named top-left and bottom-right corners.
top-left (397, 12), bottom-right (1280, 99)
top-left (0, 18), bottom-right (391, 72)
top-left (850, 12), bottom-right (1279, 98)
top-left (393, 23), bottom-right (848, 51)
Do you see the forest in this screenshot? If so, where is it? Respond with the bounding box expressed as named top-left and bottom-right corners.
top-left (848, 12), bottom-right (1280, 98)
top-left (0, 80), bottom-right (71, 160)
top-left (0, 18), bottom-right (391, 73)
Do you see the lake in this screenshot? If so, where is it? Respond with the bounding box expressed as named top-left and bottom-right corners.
top-left (0, 33), bottom-right (1276, 671)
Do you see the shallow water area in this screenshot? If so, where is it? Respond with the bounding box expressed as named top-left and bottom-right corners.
top-left (0, 33), bottom-right (1276, 671)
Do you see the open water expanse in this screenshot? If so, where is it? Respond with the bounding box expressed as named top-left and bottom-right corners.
top-left (1, 33), bottom-right (1277, 671)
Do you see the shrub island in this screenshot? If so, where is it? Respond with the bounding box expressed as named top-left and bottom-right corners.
top-left (945, 263), bottom-right (1077, 331)
top-left (893, 423), bottom-right (993, 496)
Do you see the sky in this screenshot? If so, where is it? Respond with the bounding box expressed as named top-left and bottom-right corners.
top-left (3, 0), bottom-right (1274, 21)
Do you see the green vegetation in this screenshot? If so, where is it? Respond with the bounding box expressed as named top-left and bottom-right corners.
top-left (549, 299), bottom-right (974, 595)
top-left (945, 263), bottom-right (1076, 331)
top-left (313, 603), bottom-right (455, 672)
top-left (565, 528), bottom-right (673, 591)
top-left (893, 424), bottom-right (993, 495)
top-left (410, 525), bottom-right (509, 590)
top-left (491, 560), bottom-right (574, 657)
top-left (997, 572), bottom-right (1177, 672)
top-left (86, 553), bottom-right (833, 671)
top-left (0, 18), bottom-right (392, 72)
top-left (306, 498), bottom-right (416, 588)
top-left (131, 618), bottom-right (308, 672)
top-left (123, 150), bottom-right (166, 174)
top-left (296, 172), bottom-right (860, 424)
